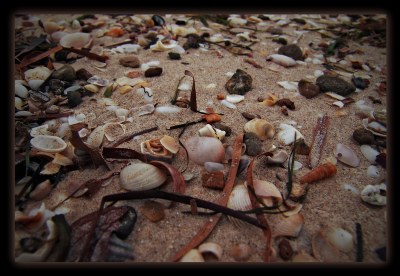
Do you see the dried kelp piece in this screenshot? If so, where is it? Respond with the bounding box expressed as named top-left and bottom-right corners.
top-left (46, 214), bottom-right (71, 261)
top-left (150, 161), bottom-right (186, 194)
top-left (184, 70), bottom-right (197, 112)
top-left (244, 58), bottom-right (263, 68)
top-left (62, 47), bottom-right (108, 62)
top-left (68, 206), bottom-right (136, 262)
top-left (308, 115), bottom-right (329, 168)
top-left (102, 147), bottom-right (147, 162)
top-left (16, 45), bottom-right (63, 73)
top-left (106, 126), bottom-right (158, 148)
top-left (275, 98), bottom-right (295, 110)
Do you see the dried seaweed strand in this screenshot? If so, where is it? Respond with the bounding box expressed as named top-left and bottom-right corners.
top-left (308, 114), bottom-right (329, 168)
top-left (171, 133), bottom-right (244, 261)
top-left (356, 222), bottom-right (363, 262)
top-left (62, 47), bottom-right (108, 62)
top-left (16, 44), bottom-right (63, 72)
top-left (171, 75), bottom-right (186, 105)
top-left (184, 70), bottom-right (197, 112)
top-left (103, 39), bottom-right (135, 49)
top-left (23, 111), bottom-right (75, 122)
top-left (107, 126), bottom-right (158, 148)
top-left (287, 133), bottom-right (298, 200)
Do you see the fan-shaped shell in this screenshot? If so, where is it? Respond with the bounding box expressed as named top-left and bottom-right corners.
top-left (227, 184), bottom-right (253, 227)
top-left (244, 118), bottom-right (275, 141)
top-left (30, 135), bottom-right (67, 153)
top-left (183, 136), bottom-right (225, 165)
top-left (272, 213), bottom-right (304, 238)
top-left (119, 163), bottom-right (167, 191)
top-left (60, 32), bottom-right (92, 49)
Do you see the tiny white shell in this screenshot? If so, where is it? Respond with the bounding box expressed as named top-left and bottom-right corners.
top-left (198, 242), bottom-right (223, 261)
top-left (362, 118), bottom-right (386, 137)
top-left (277, 81), bottom-right (298, 91)
top-left (266, 150), bottom-right (289, 165)
top-left (15, 83), bottom-right (29, 98)
top-left (323, 226), bottom-right (354, 253)
top-left (226, 94), bottom-right (245, 103)
top-left (367, 165), bottom-right (379, 178)
top-left (154, 105), bottom-right (182, 114)
top-left (179, 249), bottom-right (205, 262)
top-left (334, 143), bottom-right (360, 167)
top-left (198, 124), bottom-right (226, 140)
top-left (273, 213), bottom-right (304, 238)
top-left (220, 99), bottom-right (237, 109)
top-left (130, 104), bottom-right (155, 116)
top-left (267, 54), bottom-right (297, 67)
top-left (360, 145), bottom-right (379, 163)
top-left (277, 123), bottom-right (304, 145)
top-left (361, 183), bottom-right (386, 206)
top-left (85, 125), bottom-right (104, 148)
top-left (30, 135), bottom-right (67, 153)
top-left (178, 82), bottom-right (191, 91)
top-left (120, 163), bottom-right (167, 191)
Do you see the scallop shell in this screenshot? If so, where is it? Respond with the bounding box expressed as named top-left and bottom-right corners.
top-left (244, 119), bottom-right (275, 141)
top-left (277, 123), bottom-right (304, 145)
top-left (59, 32), bottom-right (92, 49)
top-left (312, 229), bottom-right (341, 262)
top-left (252, 180), bottom-right (283, 207)
top-left (226, 94), bottom-right (245, 103)
top-left (272, 213), bottom-right (304, 238)
top-left (323, 225), bottom-right (354, 253)
top-left (267, 54), bottom-right (297, 67)
top-left (198, 242), bottom-right (223, 261)
top-left (227, 184), bottom-right (253, 227)
top-left (119, 163), bottom-right (167, 191)
top-left (30, 135), bottom-right (67, 153)
top-left (160, 135), bottom-right (179, 154)
top-left (334, 143), bottom-right (360, 167)
top-left (85, 125), bottom-right (104, 148)
top-left (183, 136), bottom-right (225, 165)
top-left (198, 124), bottom-right (226, 140)
top-left (360, 145), bottom-right (379, 163)
top-left (361, 183), bottom-right (386, 206)
top-left (179, 249), bottom-right (205, 262)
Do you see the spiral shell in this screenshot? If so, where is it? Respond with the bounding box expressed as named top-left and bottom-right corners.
top-left (119, 163), bottom-right (167, 191)
top-left (244, 119), bottom-right (275, 141)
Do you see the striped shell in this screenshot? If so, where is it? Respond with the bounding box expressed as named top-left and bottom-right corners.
top-left (272, 213), bottom-right (304, 238)
top-left (244, 118), bottom-right (275, 141)
top-left (227, 184), bottom-right (253, 228)
top-left (119, 163), bottom-right (167, 191)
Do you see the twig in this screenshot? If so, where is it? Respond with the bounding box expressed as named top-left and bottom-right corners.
top-left (62, 47), bottom-right (108, 62)
top-left (107, 126), bottom-right (158, 148)
top-left (103, 39), bottom-right (135, 49)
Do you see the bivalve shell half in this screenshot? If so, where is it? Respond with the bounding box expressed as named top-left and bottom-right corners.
top-left (272, 213), bottom-right (304, 238)
top-left (24, 66), bottom-right (52, 81)
top-left (59, 32), bottom-right (92, 49)
top-left (244, 119), bottom-right (275, 141)
top-left (198, 242), bottom-right (223, 261)
top-left (198, 124), bottom-right (226, 140)
top-left (160, 135), bottom-right (179, 154)
top-left (361, 183), bottom-right (386, 206)
top-left (312, 228), bottom-right (341, 262)
top-left (322, 225), bottom-right (354, 253)
top-left (277, 123), bottom-right (304, 145)
top-left (267, 54), bottom-right (297, 67)
top-left (85, 125), bottom-right (104, 148)
top-left (226, 94), bottom-right (245, 103)
top-left (227, 184), bottom-right (253, 227)
top-left (334, 143), bottom-right (360, 167)
top-left (179, 249), bottom-right (205, 262)
top-left (120, 163), bottom-right (167, 191)
top-left (30, 135), bottom-right (67, 153)
top-left (104, 123), bottom-right (126, 141)
top-left (183, 136), bottom-right (225, 165)
top-left (362, 118), bottom-right (386, 137)
top-left (360, 145), bottom-right (379, 163)
top-left (252, 180), bottom-right (283, 207)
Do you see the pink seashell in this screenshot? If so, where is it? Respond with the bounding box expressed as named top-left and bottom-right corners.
top-left (334, 143), bottom-right (360, 167)
top-left (183, 136), bottom-right (225, 165)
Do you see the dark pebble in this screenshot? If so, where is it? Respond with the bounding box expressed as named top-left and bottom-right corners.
top-left (375, 152), bottom-right (386, 168)
top-left (144, 67), bottom-right (163, 77)
top-left (76, 68), bottom-right (93, 81)
top-left (119, 56), bottom-right (141, 68)
top-left (316, 75), bottom-right (356, 96)
top-left (298, 79), bottom-right (320, 99)
top-left (241, 112), bottom-right (260, 120)
top-left (278, 44), bottom-right (304, 60)
top-left (244, 132), bottom-right (262, 156)
top-left (51, 65), bottom-right (76, 82)
top-left (168, 52), bottom-right (181, 60)
top-left (114, 207), bottom-right (137, 239)
top-left (237, 158), bottom-right (250, 175)
top-left (352, 128), bottom-right (375, 145)
top-left (278, 239), bottom-right (293, 260)
top-left (268, 27), bottom-right (283, 35)
top-left (20, 237), bottom-right (43, 253)
top-left (67, 90), bottom-right (82, 108)
top-left (272, 37), bottom-right (287, 45)
top-left (213, 122), bottom-right (232, 136)
top-left (374, 247), bottom-right (386, 261)
top-left (225, 69), bottom-right (253, 95)
top-left (48, 79), bottom-right (67, 95)
top-left (276, 98), bottom-right (295, 110)
top-left (352, 77), bottom-right (370, 90)
top-left (45, 105), bottom-right (60, 114)
top-left (183, 34), bottom-right (203, 50)
top-left (152, 15), bottom-right (165, 26)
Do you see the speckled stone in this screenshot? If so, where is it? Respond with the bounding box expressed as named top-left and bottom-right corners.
top-left (278, 44), bottom-right (304, 60)
top-left (52, 65), bottom-right (76, 82)
top-left (244, 132), bottom-right (262, 156)
top-left (316, 75), bottom-right (356, 96)
top-left (298, 79), bottom-right (320, 99)
top-left (225, 69), bottom-right (252, 95)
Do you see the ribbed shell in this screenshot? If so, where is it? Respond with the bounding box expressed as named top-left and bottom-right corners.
top-left (227, 184), bottom-right (253, 227)
top-left (119, 163), bottom-right (167, 191)
top-left (272, 213), bottom-right (304, 238)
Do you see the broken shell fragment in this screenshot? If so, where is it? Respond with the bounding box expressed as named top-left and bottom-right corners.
top-left (130, 104), bottom-right (155, 116)
top-left (244, 119), bottom-right (275, 141)
top-left (226, 94), bottom-right (244, 103)
top-left (198, 242), bottom-right (223, 261)
top-left (367, 165), bottom-right (380, 178)
top-left (227, 184), bottom-right (253, 227)
top-left (334, 143), bottom-right (360, 167)
top-left (312, 228), bottom-right (341, 262)
top-left (160, 135), bottom-right (179, 154)
top-left (104, 123), bottom-right (126, 141)
top-left (323, 225), bottom-right (354, 253)
top-left (29, 179), bottom-right (52, 201)
top-left (198, 124), bottom-right (226, 140)
top-left (277, 123), bottom-right (304, 145)
top-left (119, 162), bottom-right (167, 191)
top-left (361, 183), bottom-right (386, 206)
top-left (183, 136), bottom-right (225, 165)
top-left (225, 69), bottom-right (253, 95)
top-left (265, 150), bottom-right (289, 165)
top-left (59, 32), bottom-right (92, 49)
top-left (362, 118), bottom-right (386, 137)
top-left (266, 54), bottom-right (297, 67)
top-left (272, 213), bottom-right (304, 238)
top-left (30, 135), bottom-right (67, 153)
top-left (252, 180), bottom-right (283, 207)
top-left (360, 145), bottom-right (379, 163)
top-left (52, 153), bottom-right (73, 166)
top-left (179, 249), bottom-right (205, 262)
top-left (85, 125), bottom-right (104, 148)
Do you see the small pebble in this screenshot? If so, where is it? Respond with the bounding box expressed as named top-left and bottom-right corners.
top-left (201, 171), bottom-right (225, 190)
top-left (244, 132), bottom-right (262, 156)
top-left (278, 44), bottom-right (304, 60)
top-left (119, 55), bottom-right (141, 68)
top-left (298, 79), bottom-right (320, 99)
top-left (352, 128), bottom-right (375, 145)
top-left (278, 239), bottom-right (294, 260)
top-left (76, 68), bottom-right (93, 81)
top-left (67, 90), bottom-right (82, 108)
top-left (276, 98), bottom-right (295, 110)
top-left (316, 75), bottom-right (356, 96)
top-left (225, 69), bottom-right (252, 95)
top-left (168, 52), bottom-right (181, 60)
top-left (145, 67), bottom-right (163, 77)
top-left (51, 64), bottom-right (76, 82)
top-left (45, 105), bottom-right (60, 114)
top-left (241, 112), bottom-right (260, 120)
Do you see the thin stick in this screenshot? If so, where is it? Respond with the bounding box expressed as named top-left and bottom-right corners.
top-left (107, 126), bottom-right (158, 148)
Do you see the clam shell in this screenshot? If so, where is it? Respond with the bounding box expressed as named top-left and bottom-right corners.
top-left (267, 54), bottom-right (297, 67)
top-left (360, 145), bottom-right (379, 163)
top-left (198, 242), bottom-right (223, 261)
top-left (244, 119), bottom-right (275, 141)
top-left (265, 150), bottom-right (289, 165)
top-left (198, 124), bottom-right (226, 140)
top-left (312, 229), bottom-right (341, 262)
top-left (87, 75), bottom-right (110, 87)
top-left (362, 118), bottom-right (386, 137)
top-left (179, 249), bottom-right (205, 262)
top-left (24, 66), bottom-right (52, 81)
top-left (130, 104), bottom-right (155, 116)
top-left (361, 183), bottom-right (386, 206)
top-left (252, 180), bottom-right (283, 207)
top-left (334, 143), bottom-right (360, 167)
top-left (160, 135), bottom-right (179, 154)
top-left (227, 184), bottom-right (253, 227)
top-left (277, 123), bottom-right (304, 145)
top-left (52, 153), bottom-right (73, 166)
top-left (60, 32), bottom-right (92, 49)
top-left (119, 163), bottom-right (167, 191)
top-left (323, 226), bottom-right (354, 253)
top-left (367, 165), bottom-right (379, 178)
top-left (272, 213), bottom-right (304, 238)
top-left (30, 135), bottom-right (67, 153)
top-left (15, 83), bottom-right (29, 98)
top-left (226, 94), bottom-right (245, 103)
top-left (104, 123), bottom-right (126, 141)
top-left (85, 125), bottom-right (104, 148)
top-left (220, 99), bottom-right (237, 109)
top-left (15, 97), bottom-right (23, 110)
top-left (183, 136), bottom-right (225, 165)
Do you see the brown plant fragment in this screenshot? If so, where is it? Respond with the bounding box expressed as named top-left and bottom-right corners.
top-left (201, 171), bottom-right (225, 190)
top-left (244, 58), bottom-right (263, 68)
top-left (308, 115), bottom-right (329, 168)
top-left (275, 98), bottom-right (295, 110)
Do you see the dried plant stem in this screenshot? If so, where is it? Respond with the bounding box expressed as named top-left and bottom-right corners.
top-left (106, 126), bottom-right (158, 148)
top-left (308, 114), bottom-right (329, 168)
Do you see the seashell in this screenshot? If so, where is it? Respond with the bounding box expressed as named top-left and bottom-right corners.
top-left (40, 162), bottom-right (61, 175)
top-left (154, 105), bottom-right (182, 114)
top-left (24, 66), bottom-right (52, 81)
top-left (266, 150), bottom-right (289, 165)
top-left (29, 179), bottom-right (52, 201)
top-left (178, 82), bottom-right (191, 91)
top-left (182, 172), bottom-right (196, 181)
top-left (283, 160), bottom-right (303, 171)
top-left (362, 118), bottom-right (386, 137)
top-left (252, 180), bottom-right (283, 207)
top-left (198, 242), bottom-right (223, 261)
top-left (226, 94), bottom-right (244, 103)
top-left (343, 183), bottom-right (359, 195)
top-left (15, 97), bottom-right (23, 110)
top-left (220, 100), bottom-right (237, 109)
top-left (266, 54), bottom-right (297, 67)
top-left (15, 111), bottom-right (33, 117)
top-left (56, 123), bottom-right (71, 138)
top-left (244, 119), bottom-right (275, 141)
top-left (119, 162), bottom-right (167, 191)
top-left (28, 79), bottom-right (44, 90)
top-left (227, 184), bottom-right (253, 227)
top-left (179, 249), bottom-right (205, 262)
top-left (160, 135), bottom-right (179, 154)
top-left (227, 16), bottom-right (247, 27)
top-left (311, 228), bottom-right (341, 262)
top-left (272, 213), bottom-right (304, 238)
top-left (15, 83), bottom-right (29, 98)
top-left (198, 124), bottom-right (226, 140)
top-left (361, 183), bottom-right (386, 206)
top-left (30, 135), bottom-right (67, 153)
top-left (260, 93), bottom-right (278, 106)
top-left (277, 81), bottom-right (298, 91)
top-left (71, 19), bottom-right (81, 30)
top-left (360, 145), bottom-right (379, 163)
top-left (225, 69), bottom-right (252, 95)
top-left (277, 123), bottom-right (304, 145)
top-left (334, 143), bottom-right (360, 167)
top-left (230, 243), bottom-right (252, 261)
top-left (141, 138), bottom-right (173, 158)
top-left (113, 44), bottom-right (141, 54)
top-left (104, 123), bottom-right (126, 141)
top-left (52, 153), bottom-right (73, 166)
top-left (87, 75), bottom-right (110, 87)
top-left (371, 109), bottom-right (386, 126)
top-left (68, 113), bottom-right (86, 125)
top-left (59, 32), bottom-right (92, 49)
top-left (322, 225), bottom-right (354, 253)
top-left (367, 165), bottom-right (379, 178)
top-left (115, 108), bottom-right (129, 118)
top-left (50, 31), bottom-right (68, 43)
top-left (130, 104), bottom-right (155, 116)
top-left (150, 40), bottom-right (177, 51)
top-left (85, 125), bottom-right (104, 148)
top-left (282, 203), bottom-right (303, 217)
top-left (43, 21), bottom-right (60, 34)
top-left (136, 87), bottom-right (153, 103)
top-left (204, 162), bottom-right (224, 172)
top-left (292, 251), bottom-right (318, 262)
top-left (84, 84), bottom-right (99, 93)
top-left (183, 136), bottom-right (225, 165)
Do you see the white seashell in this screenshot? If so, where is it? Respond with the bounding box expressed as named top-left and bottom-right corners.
top-left (277, 81), bottom-right (298, 91)
top-left (182, 172), bottom-right (196, 181)
top-left (56, 123), bottom-right (70, 138)
top-left (136, 87), bottom-right (153, 103)
top-left (343, 184), bottom-right (359, 195)
top-left (204, 162), bottom-right (224, 172)
top-left (312, 229), bottom-right (341, 262)
top-left (227, 184), bottom-right (253, 227)
top-left (87, 75), bottom-right (110, 87)
top-left (198, 242), bottom-right (223, 261)
top-left (71, 19), bottom-right (81, 30)
top-left (277, 123), bottom-right (304, 145)
top-left (228, 16), bottom-right (247, 27)
top-left (265, 150), bottom-right (288, 165)
top-left (50, 31), bottom-right (68, 43)
top-left (226, 94), bottom-right (244, 103)
top-left (325, 92), bottom-right (345, 101)
top-left (43, 21), bottom-right (60, 34)
top-left (150, 40), bottom-right (177, 51)
top-left (179, 249), bottom-right (205, 262)
top-left (24, 66), bottom-right (52, 81)
top-left (68, 114), bottom-right (86, 125)
top-left (15, 83), bottom-right (29, 98)
top-left (184, 136), bottom-right (225, 165)
top-left (119, 163), bottom-right (167, 191)
top-left (367, 165), bottom-right (379, 178)
top-left (52, 153), bottom-right (73, 166)
top-left (154, 105), bottom-right (182, 114)
top-left (160, 135), bottom-right (179, 154)
top-left (355, 100), bottom-right (374, 112)
top-left (104, 123), bottom-right (126, 142)
top-left (198, 124), bottom-right (226, 140)
top-left (115, 108), bottom-right (129, 118)
top-left (130, 104), bottom-right (155, 116)
top-left (60, 32), bottom-right (92, 49)
top-left (362, 118), bottom-right (386, 137)
top-left (237, 32), bottom-right (251, 41)
top-left (28, 80), bottom-right (45, 90)
top-left (225, 71), bottom-right (235, 77)
top-left (206, 83), bottom-right (216, 89)
top-left (252, 180), bottom-right (283, 207)
top-left (171, 45), bottom-right (185, 54)
top-left (78, 128), bottom-right (89, 138)
top-left (267, 54), bottom-right (297, 67)
top-left (244, 119), bottom-right (275, 141)
top-left (85, 125), bottom-right (104, 148)
top-left (361, 183), bottom-right (386, 206)
top-left (334, 143), bottom-right (360, 167)
top-left (360, 145), bottom-right (379, 163)
top-left (30, 124), bottom-right (51, 137)
top-left (273, 213), bottom-right (304, 238)
top-left (15, 97), bottom-right (23, 110)
top-left (15, 111), bottom-right (33, 117)
top-left (30, 135), bottom-right (67, 153)
top-left (220, 99), bottom-right (237, 109)
top-left (283, 160), bottom-right (303, 171)
top-left (323, 226), bottom-right (354, 253)
top-left (113, 44), bottom-right (141, 54)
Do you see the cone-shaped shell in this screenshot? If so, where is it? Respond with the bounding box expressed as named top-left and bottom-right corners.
top-left (30, 135), bottom-right (67, 153)
top-left (272, 213), bottom-right (304, 238)
top-left (60, 32), bottom-right (92, 49)
top-left (334, 143), bottom-right (360, 167)
top-left (183, 136), bottom-right (225, 165)
top-left (244, 118), bottom-right (275, 141)
top-left (120, 163), bottom-right (167, 191)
